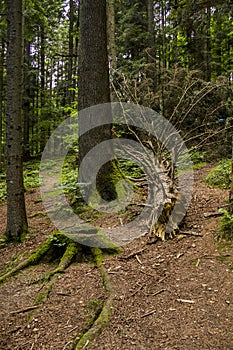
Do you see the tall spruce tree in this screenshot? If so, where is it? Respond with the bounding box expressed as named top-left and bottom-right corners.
top-left (5, 0), bottom-right (28, 241)
top-left (78, 0), bottom-right (120, 201)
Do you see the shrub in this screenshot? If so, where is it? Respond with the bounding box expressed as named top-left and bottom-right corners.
top-left (205, 159), bottom-right (231, 189)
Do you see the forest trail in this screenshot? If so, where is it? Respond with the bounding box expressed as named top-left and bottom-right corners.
top-left (0, 165), bottom-right (233, 350)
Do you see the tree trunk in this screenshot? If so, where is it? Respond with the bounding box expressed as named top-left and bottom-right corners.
top-left (161, 1), bottom-right (166, 70)
top-left (205, 3), bottom-right (211, 81)
top-left (40, 26), bottom-right (46, 153)
top-left (23, 40), bottom-right (31, 160)
top-left (78, 0), bottom-right (119, 201)
top-left (147, 0), bottom-right (156, 88)
top-left (107, 0), bottom-right (117, 71)
top-left (66, 0), bottom-right (75, 106)
top-left (5, 0), bottom-right (28, 241)
top-left (0, 39), bottom-right (4, 172)
top-left (230, 137), bottom-right (233, 214)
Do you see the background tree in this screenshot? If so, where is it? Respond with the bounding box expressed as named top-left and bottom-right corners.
top-left (5, 0), bottom-right (28, 241)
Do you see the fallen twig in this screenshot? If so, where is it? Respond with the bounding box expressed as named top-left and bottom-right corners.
top-left (204, 212), bottom-right (223, 218)
top-left (141, 309), bottom-right (156, 318)
top-left (151, 289), bottom-right (165, 296)
top-left (135, 254), bottom-right (142, 264)
top-left (179, 231), bottom-right (203, 237)
top-left (10, 305), bottom-right (40, 315)
top-left (130, 284), bottom-right (145, 297)
top-left (120, 248), bottom-right (146, 260)
top-left (157, 276), bottom-right (167, 284)
top-left (62, 341), bottom-right (73, 350)
top-left (176, 298), bottom-right (195, 304)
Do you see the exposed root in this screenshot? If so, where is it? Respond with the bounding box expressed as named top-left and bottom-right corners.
top-left (0, 236), bottom-right (53, 285)
top-left (1, 231), bottom-right (116, 349)
top-left (0, 232), bottom-right (80, 285)
top-left (73, 248), bottom-right (114, 350)
top-left (34, 241), bottom-right (81, 304)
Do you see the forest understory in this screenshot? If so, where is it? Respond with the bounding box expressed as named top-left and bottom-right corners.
top-left (0, 164), bottom-right (232, 350)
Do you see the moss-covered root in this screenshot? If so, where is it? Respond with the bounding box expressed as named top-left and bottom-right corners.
top-left (50, 241), bottom-right (81, 277)
top-left (74, 296), bottom-right (113, 350)
top-left (73, 248), bottom-right (113, 350)
top-left (0, 236), bottom-right (53, 285)
top-left (34, 241), bottom-right (81, 304)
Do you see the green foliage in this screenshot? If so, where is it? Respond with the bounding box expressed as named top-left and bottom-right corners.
top-left (189, 150), bottom-right (206, 168)
top-left (118, 159), bottom-right (144, 179)
top-left (219, 209), bottom-right (233, 240)
top-left (23, 161), bottom-right (41, 190)
top-left (205, 159), bottom-right (231, 189)
top-left (0, 161), bottom-right (41, 204)
top-left (0, 175), bottom-right (6, 204)
top-left (190, 150), bottom-right (206, 165)
top-left (61, 155), bottom-right (80, 201)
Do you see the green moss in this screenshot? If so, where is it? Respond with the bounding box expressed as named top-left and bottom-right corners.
top-left (216, 255), bottom-right (231, 262)
top-left (34, 279), bottom-right (56, 304)
top-left (91, 247), bottom-right (103, 267)
top-left (0, 235), bottom-right (8, 249)
top-left (28, 212), bottom-right (47, 218)
top-left (26, 237), bottom-right (53, 265)
top-left (74, 296), bottom-right (113, 350)
top-left (0, 232), bottom-right (71, 285)
top-left (85, 299), bottom-right (103, 329)
top-left (57, 241), bottom-right (80, 270)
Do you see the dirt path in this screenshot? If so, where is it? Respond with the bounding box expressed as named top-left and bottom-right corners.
top-left (0, 165), bottom-right (232, 350)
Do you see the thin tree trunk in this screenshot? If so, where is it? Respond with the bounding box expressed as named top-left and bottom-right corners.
top-left (230, 137), bottom-right (233, 214)
top-left (0, 39), bottom-right (4, 172)
top-left (66, 0), bottom-right (75, 106)
top-left (107, 0), bottom-right (117, 71)
top-left (147, 0), bottom-right (156, 88)
top-left (161, 1), bottom-right (166, 70)
top-left (40, 26), bottom-right (46, 153)
top-left (5, 0), bottom-right (28, 241)
top-left (205, 3), bottom-right (211, 81)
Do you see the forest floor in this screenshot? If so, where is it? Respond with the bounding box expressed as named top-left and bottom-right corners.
top-left (0, 164), bottom-right (233, 350)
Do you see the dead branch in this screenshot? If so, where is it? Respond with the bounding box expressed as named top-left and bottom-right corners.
top-left (203, 212), bottom-right (223, 218)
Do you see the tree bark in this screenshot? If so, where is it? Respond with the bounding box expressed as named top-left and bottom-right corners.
top-left (0, 39), bottom-right (4, 172)
top-left (230, 137), bottom-right (233, 214)
top-left (66, 0), bottom-right (75, 106)
top-left (5, 0), bottom-right (28, 241)
top-left (23, 40), bottom-right (31, 160)
top-left (107, 0), bottom-right (117, 71)
top-left (78, 0), bottom-right (119, 201)
top-left (205, 2), bottom-right (211, 81)
top-left (39, 26), bottom-right (46, 153)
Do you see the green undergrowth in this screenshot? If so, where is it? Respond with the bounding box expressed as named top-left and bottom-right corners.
top-left (205, 159), bottom-right (231, 189)
top-left (118, 159), bottom-right (144, 179)
top-left (0, 160), bottom-right (41, 204)
top-left (190, 150), bottom-right (207, 169)
top-left (218, 209), bottom-right (233, 241)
